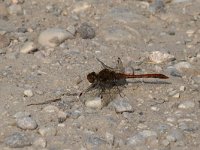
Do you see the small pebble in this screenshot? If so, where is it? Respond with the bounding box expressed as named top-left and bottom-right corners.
top-left (154, 123), bottom-right (170, 133)
top-left (77, 22), bottom-right (95, 39)
top-left (178, 121), bottom-right (199, 132)
top-left (111, 98), bottom-right (133, 113)
top-left (162, 139), bottom-right (170, 146)
top-left (166, 135), bottom-right (176, 142)
top-left (168, 90), bottom-right (177, 96)
top-left (23, 89), bottom-right (33, 97)
top-left (20, 41), bottom-right (37, 54)
top-left (38, 28), bottom-right (74, 47)
top-left (105, 132), bottom-right (114, 145)
top-left (0, 34), bottom-right (10, 48)
top-left (151, 106), bottom-right (160, 111)
top-left (167, 129), bottom-right (184, 142)
top-left (85, 97), bottom-right (103, 109)
top-left (70, 110), bottom-right (81, 119)
top-left (86, 135), bottom-right (107, 146)
top-left (33, 137), bottom-right (47, 148)
top-left (43, 105), bottom-right (59, 113)
top-left (38, 126), bottom-right (57, 136)
top-left (139, 130), bottom-right (157, 138)
top-left (174, 62), bottom-right (192, 72)
top-left (166, 66), bottom-right (182, 77)
top-left (126, 134), bottom-right (144, 145)
top-left (148, 51), bottom-right (175, 64)
top-left (178, 101), bottom-right (195, 109)
top-left (192, 76), bottom-right (200, 85)
top-left (127, 130), bottom-right (157, 146)
top-left (5, 132), bottom-right (31, 148)
top-left (72, 2), bottom-right (91, 13)
top-left (173, 93), bottom-right (180, 98)
top-left (186, 29), bottom-right (194, 37)
top-left (66, 25), bottom-right (76, 36)
top-left (58, 111), bottom-right (69, 123)
top-left (180, 86), bottom-right (186, 91)
top-left (16, 116), bottom-right (38, 130)
top-left (149, 0), bottom-right (165, 13)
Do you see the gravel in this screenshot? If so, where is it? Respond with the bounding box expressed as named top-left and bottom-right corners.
top-left (0, 0), bottom-right (199, 149)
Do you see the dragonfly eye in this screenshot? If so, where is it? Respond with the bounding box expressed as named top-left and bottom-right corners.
top-left (87, 72), bottom-right (97, 83)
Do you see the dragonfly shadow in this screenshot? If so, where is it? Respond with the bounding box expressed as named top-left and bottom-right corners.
top-left (80, 79), bottom-right (127, 107)
top-left (127, 80), bottom-right (171, 85)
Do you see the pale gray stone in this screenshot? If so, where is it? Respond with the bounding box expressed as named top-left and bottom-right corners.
top-left (178, 101), bottom-right (195, 109)
top-left (5, 132), bottom-right (31, 148)
top-left (38, 126), bottom-right (57, 136)
top-left (112, 98), bottom-right (133, 113)
top-left (38, 28), bottom-right (74, 47)
top-left (33, 137), bottom-right (47, 148)
top-left (166, 66), bottom-right (182, 77)
top-left (20, 42), bottom-right (37, 54)
top-left (174, 62), bottom-right (192, 72)
top-left (16, 116), bottom-right (38, 130)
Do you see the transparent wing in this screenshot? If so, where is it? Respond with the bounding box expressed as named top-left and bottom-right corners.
top-left (96, 57), bottom-right (124, 73)
top-left (115, 57), bottom-right (124, 73)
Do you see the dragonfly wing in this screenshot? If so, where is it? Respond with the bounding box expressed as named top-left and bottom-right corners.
top-left (96, 58), bottom-right (115, 70)
top-left (115, 57), bottom-right (125, 73)
top-left (96, 57), bottom-right (125, 73)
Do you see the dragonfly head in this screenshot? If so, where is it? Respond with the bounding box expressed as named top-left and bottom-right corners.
top-left (87, 72), bottom-right (97, 83)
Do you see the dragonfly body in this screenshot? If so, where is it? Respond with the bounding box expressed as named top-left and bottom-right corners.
top-left (87, 68), bottom-right (168, 84)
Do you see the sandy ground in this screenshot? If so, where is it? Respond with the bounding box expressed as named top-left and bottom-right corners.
top-left (0, 0), bottom-right (200, 149)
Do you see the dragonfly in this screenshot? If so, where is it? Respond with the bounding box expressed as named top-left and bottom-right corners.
top-left (27, 58), bottom-right (168, 107)
top-left (79, 57), bottom-right (168, 98)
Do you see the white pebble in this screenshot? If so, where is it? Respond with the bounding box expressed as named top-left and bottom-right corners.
top-left (85, 97), bottom-right (103, 109)
top-left (173, 93), bottom-right (180, 98)
top-left (20, 41), bottom-right (37, 54)
top-left (23, 89), bottom-right (33, 97)
top-left (151, 106), bottom-right (160, 111)
top-left (148, 51), bottom-right (175, 64)
top-left (179, 86), bottom-right (185, 91)
top-left (43, 105), bottom-right (59, 113)
top-left (38, 28), bottom-right (73, 47)
top-left (72, 2), bottom-right (91, 13)
top-left (178, 101), bottom-right (195, 109)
